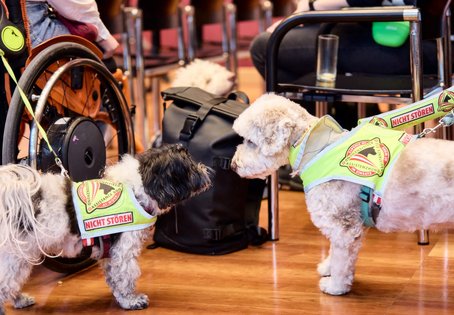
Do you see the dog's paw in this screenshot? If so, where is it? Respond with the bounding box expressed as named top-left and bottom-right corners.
top-left (317, 257), bottom-right (331, 277)
top-left (13, 293), bottom-right (35, 309)
top-left (118, 293), bottom-right (149, 310)
top-left (319, 277), bottom-right (350, 295)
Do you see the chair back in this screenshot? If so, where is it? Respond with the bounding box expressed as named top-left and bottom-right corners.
top-left (270, 0), bottom-right (295, 17)
top-left (232, 0), bottom-right (263, 21)
top-left (97, 0), bottom-right (124, 21)
top-left (417, 0), bottom-right (451, 39)
top-left (417, 0), bottom-right (452, 86)
top-left (139, 0), bottom-right (182, 31)
top-left (189, 0), bottom-right (225, 25)
top-left (185, 0), bottom-right (230, 64)
top-left (96, 0), bottom-right (124, 34)
top-left (136, 0), bottom-right (184, 55)
top-left (231, 0), bottom-right (295, 25)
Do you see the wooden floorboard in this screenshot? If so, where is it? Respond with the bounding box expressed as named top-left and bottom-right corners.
top-left (5, 190), bottom-right (454, 314)
top-left (5, 67), bottom-right (454, 314)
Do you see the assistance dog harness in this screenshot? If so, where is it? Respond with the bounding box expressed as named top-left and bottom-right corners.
top-left (72, 179), bottom-right (157, 258)
top-left (289, 116), bottom-right (417, 227)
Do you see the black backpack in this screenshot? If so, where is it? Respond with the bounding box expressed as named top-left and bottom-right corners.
top-left (152, 87), bottom-right (267, 255)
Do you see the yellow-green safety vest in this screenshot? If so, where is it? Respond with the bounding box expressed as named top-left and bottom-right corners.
top-left (72, 179), bottom-right (157, 239)
top-left (289, 118), bottom-right (416, 199)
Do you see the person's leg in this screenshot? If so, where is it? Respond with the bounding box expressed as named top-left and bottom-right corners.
top-left (25, 2), bottom-right (70, 48)
top-left (250, 24), bottom-right (321, 83)
top-left (250, 21), bottom-right (441, 82)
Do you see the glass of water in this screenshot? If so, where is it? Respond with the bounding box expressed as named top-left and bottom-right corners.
top-left (316, 34), bottom-right (339, 83)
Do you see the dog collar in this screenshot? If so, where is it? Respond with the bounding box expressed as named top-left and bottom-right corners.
top-left (139, 195), bottom-right (159, 217)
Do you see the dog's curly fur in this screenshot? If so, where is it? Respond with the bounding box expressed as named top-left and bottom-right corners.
top-left (0, 145), bottom-right (211, 314)
top-left (171, 59), bottom-right (235, 96)
top-left (231, 93), bottom-right (454, 295)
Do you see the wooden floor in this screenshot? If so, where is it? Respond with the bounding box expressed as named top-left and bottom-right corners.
top-left (5, 67), bottom-right (454, 314)
top-left (6, 191), bottom-right (454, 315)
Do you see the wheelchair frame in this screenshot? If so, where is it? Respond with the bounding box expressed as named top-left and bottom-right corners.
top-left (0, 0), bottom-right (136, 273)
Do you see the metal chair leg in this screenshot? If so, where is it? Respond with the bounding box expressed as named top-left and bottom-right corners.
top-left (417, 229), bottom-right (429, 245)
top-left (261, 1), bottom-right (273, 31)
top-left (268, 171), bottom-right (280, 241)
top-left (221, 4), bottom-right (232, 71)
top-left (184, 5), bottom-right (196, 62)
top-left (123, 7), bottom-right (146, 147)
top-left (150, 77), bottom-right (162, 141)
top-left (225, 3), bottom-right (238, 80)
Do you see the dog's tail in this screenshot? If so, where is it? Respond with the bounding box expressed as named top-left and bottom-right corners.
top-left (0, 164), bottom-right (53, 263)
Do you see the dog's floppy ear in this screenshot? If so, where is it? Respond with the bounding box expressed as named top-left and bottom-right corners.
top-left (233, 93), bottom-right (301, 156)
top-left (260, 117), bottom-right (295, 156)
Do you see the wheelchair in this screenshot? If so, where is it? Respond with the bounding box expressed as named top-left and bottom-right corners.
top-left (0, 1), bottom-right (135, 273)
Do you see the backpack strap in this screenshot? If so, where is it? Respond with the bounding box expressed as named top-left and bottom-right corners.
top-left (179, 96), bottom-right (227, 142)
top-left (203, 223), bottom-right (241, 241)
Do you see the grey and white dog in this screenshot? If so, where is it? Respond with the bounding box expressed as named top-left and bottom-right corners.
top-left (0, 145), bottom-right (211, 314)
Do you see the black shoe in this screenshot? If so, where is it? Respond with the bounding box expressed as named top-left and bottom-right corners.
top-left (278, 165), bottom-right (304, 192)
top-left (288, 176), bottom-right (304, 192)
top-left (278, 165), bottom-right (292, 185)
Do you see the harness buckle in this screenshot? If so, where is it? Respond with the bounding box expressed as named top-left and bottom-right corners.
top-left (359, 186), bottom-right (371, 203)
top-left (203, 228), bottom-right (222, 241)
top-left (359, 186), bottom-right (381, 228)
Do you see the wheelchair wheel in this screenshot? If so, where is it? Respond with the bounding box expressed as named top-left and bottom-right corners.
top-left (2, 42), bottom-right (134, 274)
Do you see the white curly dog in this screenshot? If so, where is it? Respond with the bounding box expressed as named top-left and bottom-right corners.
top-left (171, 59), bottom-right (235, 96)
top-left (231, 93), bottom-right (454, 295)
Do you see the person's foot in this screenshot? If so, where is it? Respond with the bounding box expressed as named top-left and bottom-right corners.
top-left (279, 165), bottom-right (304, 191)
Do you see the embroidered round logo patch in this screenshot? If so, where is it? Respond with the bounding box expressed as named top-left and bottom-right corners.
top-left (1, 25), bottom-right (24, 52)
top-left (77, 180), bottom-right (123, 213)
top-left (340, 137), bottom-right (390, 177)
top-left (438, 90), bottom-right (454, 112)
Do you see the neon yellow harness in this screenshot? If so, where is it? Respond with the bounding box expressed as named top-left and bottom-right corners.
top-left (72, 179), bottom-right (157, 240)
top-left (289, 116), bottom-right (417, 226)
top-left (358, 86), bottom-right (454, 130)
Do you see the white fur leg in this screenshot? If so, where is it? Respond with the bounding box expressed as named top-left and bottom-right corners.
top-left (305, 182), bottom-right (364, 295)
top-left (319, 277), bottom-right (349, 296)
top-left (113, 292), bottom-right (148, 310)
top-left (103, 231), bottom-right (149, 310)
top-left (13, 293), bottom-right (35, 309)
top-left (0, 252), bottom-right (34, 312)
top-left (319, 238), bottom-right (362, 295)
top-left (317, 253), bottom-right (331, 277)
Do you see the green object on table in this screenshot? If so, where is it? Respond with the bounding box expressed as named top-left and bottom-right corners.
top-left (372, 21), bottom-right (410, 47)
